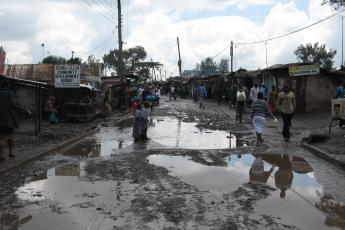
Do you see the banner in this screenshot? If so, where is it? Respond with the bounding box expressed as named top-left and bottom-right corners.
top-left (0, 47), bottom-right (6, 75)
top-left (289, 64), bottom-right (320, 77)
top-left (55, 65), bottom-right (80, 88)
top-left (331, 98), bottom-right (345, 120)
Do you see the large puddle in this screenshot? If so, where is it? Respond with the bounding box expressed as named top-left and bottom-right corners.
top-left (1, 154), bottom-right (344, 229)
top-left (63, 117), bottom-right (237, 157)
top-left (148, 154), bottom-right (344, 230)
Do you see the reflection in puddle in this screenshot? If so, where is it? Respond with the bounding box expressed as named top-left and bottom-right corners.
top-left (64, 117), bottom-right (238, 158)
top-left (12, 163), bottom-right (116, 230)
top-left (148, 117), bottom-right (236, 149)
top-left (148, 154), bottom-right (342, 230)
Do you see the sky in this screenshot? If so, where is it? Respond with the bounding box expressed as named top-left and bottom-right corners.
top-left (0, 0), bottom-right (343, 77)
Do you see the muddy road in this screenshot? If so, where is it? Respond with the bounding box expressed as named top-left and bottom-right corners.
top-left (1, 96), bottom-right (345, 230)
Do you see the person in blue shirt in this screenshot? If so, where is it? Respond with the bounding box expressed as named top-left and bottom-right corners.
top-left (335, 81), bottom-right (345, 128)
top-left (259, 84), bottom-right (268, 101)
top-left (198, 83), bottom-right (207, 109)
top-left (335, 81), bottom-right (345, 99)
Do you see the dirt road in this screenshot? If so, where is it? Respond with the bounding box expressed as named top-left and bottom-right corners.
top-left (0, 96), bottom-right (344, 230)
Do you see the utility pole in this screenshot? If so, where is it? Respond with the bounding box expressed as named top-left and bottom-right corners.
top-left (41, 43), bottom-right (45, 62)
top-left (177, 37), bottom-right (182, 78)
top-left (341, 16), bottom-right (344, 68)
top-left (265, 42), bottom-right (268, 69)
top-left (72, 51), bottom-right (75, 59)
top-left (230, 41), bottom-right (234, 73)
top-left (117, 0), bottom-right (124, 84)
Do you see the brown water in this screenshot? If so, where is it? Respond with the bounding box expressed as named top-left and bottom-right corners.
top-left (148, 154), bottom-right (343, 230)
top-left (1, 154), bottom-right (344, 229)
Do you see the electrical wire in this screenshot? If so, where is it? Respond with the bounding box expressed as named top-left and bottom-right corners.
top-left (236, 9), bottom-right (345, 45)
top-left (92, 0), bottom-right (116, 19)
top-left (209, 9), bottom-right (345, 61)
top-left (75, 33), bottom-right (115, 55)
top-left (82, 0), bottom-right (114, 22)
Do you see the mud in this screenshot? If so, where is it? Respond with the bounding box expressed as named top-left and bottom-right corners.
top-left (1, 97), bottom-right (345, 230)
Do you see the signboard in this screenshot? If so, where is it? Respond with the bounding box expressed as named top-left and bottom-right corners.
top-left (0, 47), bottom-right (6, 75)
top-left (331, 98), bottom-right (345, 120)
top-left (55, 65), bottom-right (80, 88)
top-left (289, 64), bottom-right (320, 77)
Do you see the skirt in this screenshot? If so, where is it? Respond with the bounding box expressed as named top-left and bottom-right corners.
top-left (253, 116), bottom-right (266, 134)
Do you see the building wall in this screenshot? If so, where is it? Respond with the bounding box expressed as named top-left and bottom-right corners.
top-left (15, 86), bottom-right (37, 116)
top-left (305, 75), bottom-right (341, 112)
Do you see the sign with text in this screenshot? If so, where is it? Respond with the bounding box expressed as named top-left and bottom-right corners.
top-left (55, 65), bottom-right (80, 88)
top-left (289, 64), bottom-right (320, 77)
top-left (331, 98), bottom-right (345, 120)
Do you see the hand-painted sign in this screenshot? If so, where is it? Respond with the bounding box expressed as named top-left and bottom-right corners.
top-left (289, 64), bottom-right (320, 77)
top-left (55, 65), bottom-right (80, 88)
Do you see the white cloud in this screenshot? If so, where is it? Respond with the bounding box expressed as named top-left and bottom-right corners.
top-left (0, 0), bottom-right (341, 76)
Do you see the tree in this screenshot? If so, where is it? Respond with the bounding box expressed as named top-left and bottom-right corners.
top-left (67, 57), bottom-right (82, 65)
top-left (294, 42), bottom-right (337, 70)
top-left (197, 57), bottom-right (217, 76)
top-left (218, 59), bottom-right (229, 74)
top-left (322, 0), bottom-right (344, 9)
top-left (42, 55), bottom-right (67, 64)
top-left (103, 46), bottom-right (162, 81)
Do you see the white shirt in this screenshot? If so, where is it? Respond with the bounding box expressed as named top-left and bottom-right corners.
top-left (236, 91), bottom-right (246, 102)
top-left (138, 88), bottom-right (144, 96)
top-left (170, 87), bottom-right (175, 93)
top-left (250, 87), bottom-right (259, 101)
top-left (155, 89), bottom-right (161, 96)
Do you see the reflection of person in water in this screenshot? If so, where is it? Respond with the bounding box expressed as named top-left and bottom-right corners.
top-left (249, 155), bottom-right (275, 184)
top-left (273, 155), bottom-right (293, 198)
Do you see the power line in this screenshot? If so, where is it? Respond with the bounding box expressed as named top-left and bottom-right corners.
top-left (82, 0), bottom-right (114, 22)
top-left (212, 44), bottom-right (231, 59)
top-left (75, 33), bottom-right (115, 54)
top-left (209, 9), bottom-right (345, 60)
top-left (236, 9), bottom-right (345, 45)
top-left (91, 0), bottom-right (116, 19)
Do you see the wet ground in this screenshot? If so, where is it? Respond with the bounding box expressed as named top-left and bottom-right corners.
top-left (1, 96), bottom-right (345, 230)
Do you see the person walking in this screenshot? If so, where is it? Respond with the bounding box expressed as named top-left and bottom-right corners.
top-left (250, 83), bottom-right (259, 104)
top-left (236, 86), bottom-right (246, 123)
top-left (277, 85), bottom-right (296, 142)
top-left (259, 83), bottom-right (268, 101)
top-left (0, 77), bottom-right (30, 162)
top-left (140, 102), bottom-right (150, 140)
top-left (251, 92), bottom-right (277, 145)
top-left (268, 85), bottom-right (278, 114)
top-left (198, 83), bottom-right (207, 109)
top-left (335, 81), bottom-right (345, 128)
top-left (132, 104), bottom-right (142, 141)
top-left (169, 85), bottom-right (176, 101)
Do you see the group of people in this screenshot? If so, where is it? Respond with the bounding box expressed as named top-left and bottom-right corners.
top-left (251, 84), bottom-right (296, 145)
top-left (228, 82), bottom-right (295, 145)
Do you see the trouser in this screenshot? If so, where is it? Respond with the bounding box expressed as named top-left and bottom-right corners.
top-left (236, 101), bottom-right (245, 123)
top-left (281, 113), bottom-right (293, 139)
top-left (170, 92), bottom-right (176, 101)
top-left (199, 96), bottom-right (205, 108)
